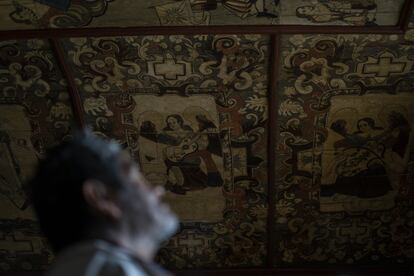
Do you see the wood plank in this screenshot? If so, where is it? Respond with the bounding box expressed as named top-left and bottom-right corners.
top-left (0, 25), bottom-right (404, 40)
top-left (400, 0), bottom-right (414, 31)
top-left (266, 34), bottom-right (279, 268)
top-left (49, 38), bottom-right (86, 128)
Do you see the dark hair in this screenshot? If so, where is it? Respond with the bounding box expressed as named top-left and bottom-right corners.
top-left (166, 114), bottom-right (184, 126)
top-left (30, 131), bottom-right (125, 252)
top-left (356, 117), bottom-right (383, 132)
top-left (295, 6), bottom-right (314, 19)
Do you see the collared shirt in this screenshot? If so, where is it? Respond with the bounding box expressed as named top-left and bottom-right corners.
top-left (45, 240), bottom-right (171, 276)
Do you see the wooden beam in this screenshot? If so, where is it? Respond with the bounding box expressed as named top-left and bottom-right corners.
top-left (0, 266), bottom-right (412, 276)
top-left (0, 25), bottom-right (404, 40)
top-left (399, 0), bottom-right (414, 31)
top-left (173, 267), bottom-right (412, 276)
top-left (266, 34), bottom-right (279, 268)
top-left (49, 38), bottom-right (86, 129)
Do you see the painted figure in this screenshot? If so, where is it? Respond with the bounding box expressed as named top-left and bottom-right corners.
top-left (191, 0), bottom-right (278, 18)
top-left (154, 0), bottom-right (277, 26)
top-left (140, 113), bottom-right (223, 195)
top-left (296, 0), bottom-right (377, 25)
top-left (0, 130), bottom-right (30, 210)
top-left (321, 112), bottom-right (411, 199)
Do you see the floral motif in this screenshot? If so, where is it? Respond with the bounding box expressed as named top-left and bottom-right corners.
top-left (278, 99), bottom-right (306, 118)
top-left (50, 103), bottom-right (72, 121)
top-left (84, 96), bottom-right (113, 117)
top-left (404, 29), bottom-right (414, 42)
top-left (0, 63), bottom-right (50, 97)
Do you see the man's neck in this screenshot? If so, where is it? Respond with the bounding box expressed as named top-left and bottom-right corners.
top-left (115, 235), bottom-right (157, 262)
top-left (90, 227), bottom-right (158, 262)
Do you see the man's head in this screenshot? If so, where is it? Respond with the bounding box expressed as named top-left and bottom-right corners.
top-left (30, 131), bottom-right (178, 253)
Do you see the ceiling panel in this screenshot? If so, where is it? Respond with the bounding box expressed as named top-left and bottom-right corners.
top-left (274, 32), bottom-right (414, 266)
top-left (0, 39), bottom-right (75, 270)
top-left (0, 0), bottom-right (407, 30)
top-left (60, 34), bottom-right (270, 268)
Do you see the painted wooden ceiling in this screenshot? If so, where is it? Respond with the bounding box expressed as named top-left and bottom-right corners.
top-left (0, 0), bottom-right (414, 273)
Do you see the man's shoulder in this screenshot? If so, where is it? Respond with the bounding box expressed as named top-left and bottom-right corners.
top-left (45, 240), bottom-right (147, 276)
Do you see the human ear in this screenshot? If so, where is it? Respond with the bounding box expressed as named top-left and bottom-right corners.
top-left (82, 180), bottom-right (122, 221)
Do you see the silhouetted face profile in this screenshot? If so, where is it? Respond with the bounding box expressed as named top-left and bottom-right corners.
top-left (117, 151), bottom-right (178, 243)
top-left (30, 131), bottom-right (178, 253)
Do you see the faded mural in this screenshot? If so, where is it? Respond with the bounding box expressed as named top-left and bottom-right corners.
top-left (320, 95), bottom-right (413, 213)
top-left (280, 0), bottom-right (404, 26)
top-left (134, 95), bottom-right (225, 222)
top-left (152, 0), bottom-right (279, 25)
top-left (0, 0), bottom-right (407, 29)
top-left (60, 34), bottom-right (269, 268)
top-left (0, 6), bottom-right (413, 272)
top-left (276, 31), bottom-right (414, 266)
top-left (0, 105), bottom-right (37, 212)
top-left (0, 39), bottom-right (74, 270)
